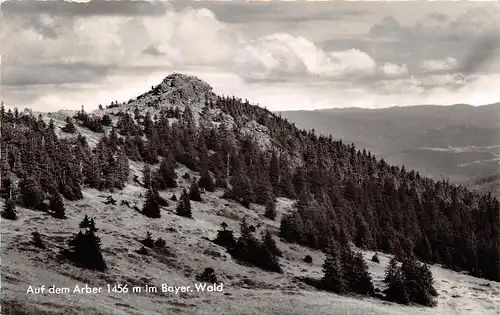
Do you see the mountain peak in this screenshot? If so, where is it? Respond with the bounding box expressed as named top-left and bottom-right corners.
top-left (149, 72), bottom-right (217, 107)
top-left (99, 73), bottom-right (217, 116)
top-left (158, 73), bottom-right (213, 95)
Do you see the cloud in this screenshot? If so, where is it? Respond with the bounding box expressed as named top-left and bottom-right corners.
top-left (370, 4), bottom-right (500, 41)
top-left (233, 34), bottom-right (376, 80)
top-left (369, 4), bottom-right (500, 76)
top-left (2, 0), bottom-right (170, 17)
top-left (2, 1), bottom-right (499, 112)
top-left (2, 5), bottom-right (380, 85)
top-left (1, 63), bottom-right (111, 86)
top-left (420, 57), bottom-right (458, 72)
top-left (191, 1), bottom-right (367, 24)
top-left (379, 62), bottom-right (408, 77)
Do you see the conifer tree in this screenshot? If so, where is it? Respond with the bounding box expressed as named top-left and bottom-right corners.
top-left (61, 117), bottom-right (77, 133)
top-left (269, 151), bottom-right (280, 191)
top-left (156, 155), bottom-right (177, 189)
top-left (199, 168), bottom-right (215, 192)
top-left (401, 258), bottom-right (437, 306)
top-left (233, 219), bottom-right (259, 259)
top-left (348, 252), bottom-right (375, 295)
top-left (384, 257), bottom-right (399, 283)
top-left (141, 231), bottom-right (155, 248)
top-left (253, 179), bottom-right (274, 205)
top-left (214, 222), bottom-right (236, 249)
top-left (66, 215), bottom-right (106, 271)
top-left (264, 199), bottom-right (277, 220)
top-left (176, 189), bottom-right (192, 218)
top-left (108, 127), bottom-right (120, 152)
top-left (101, 114), bottom-right (112, 127)
top-left (0, 177), bottom-right (13, 200)
top-left (18, 177), bottom-right (44, 210)
top-left (1, 198), bottom-right (17, 220)
top-left (262, 230), bottom-right (282, 257)
top-left (321, 241), bottom-right (346, 293)
top-left (384, 261), bottom-right (409, 304)
top-left (196, 267), bottom-right (218, 283)
top-left (189, 179), bottom-right (202, 202)
top-left (228, 171), bottom-right (254, 208)
top-left (49, 190), bottom-right (66, 219)
top-left (31, 231), bottom-right (45, 248)
top-left (142, 164), bottom-right (152, 189)
top-left (142, 188), bottom-right (161, 218)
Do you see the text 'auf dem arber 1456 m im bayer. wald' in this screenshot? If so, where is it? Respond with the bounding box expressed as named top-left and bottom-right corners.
top-left (26, 283), bottom-right (224, 295)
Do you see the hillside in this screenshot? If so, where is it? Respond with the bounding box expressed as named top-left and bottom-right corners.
top-left (2, 180), bottom-right (499, 315)
top-left (1, 73), bottom-right (499, 314)
top-left (278, 104), bottom-right (500, 187)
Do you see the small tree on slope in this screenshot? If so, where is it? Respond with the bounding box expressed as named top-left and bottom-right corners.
top-left (264, 199), bottom-right (277, 220)
top-left (176, 189), bottom-right (192, 218)
top-left (49, 191), bottom-right (66, 219)
top-left (321, 241), bottom-right (346, 294)
top-left (66, 215), bottom-right (106, 271)
top-left (1, 198), bottom-right (17, 220)
top-left (189, 179), bottom-right (202, 202)
top-left (142, 188), bottom-right (161, 218)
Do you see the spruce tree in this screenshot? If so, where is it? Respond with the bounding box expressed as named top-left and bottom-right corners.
top-left (384, 263), bottom-right (409, 304)
top-left (264, 199), bottom-right (277, 220)
top-left (142, 188), bottom-right (161, 218)
top-left (19, 177), bottom-right (44, 210)
top-left (49, 191), bottom-right (66, 219)
top-left (214, 222), bottom-right (236, 249)
top-left (142, 164), bottom-right (152, 189)
top-left (348, 252), bottom-right (375, 295)
top-left (157, 155), bottom-right (177, 189)
top-left (269, 151), bottom-right (280, 191)
top-left (61, 117), bottom-right (77, 133)
top-left (141, 231), bottom-right (155, 248)
top-left (384, 257), bottom-right (399, 283)
top-left (67, 215), bottom-right (106, 271)
top-left (0, 177), bottom-right (13, 200)
top-left (189, 179), bottom-right (202, 202)
top-left (31, 231), bottom-right (45, 248)
top-left (262, 230), bottom-right (282, 257)
top-left (199, 168), bottom-right (215, 192)
top-left (1, 198), bottom-right (17, 220)
top-left (176, 189), bottom-right (192, 218)
top-left (196, 267), bottom-right (218, 283)
top-left (229, 171), bottom-right (254, 208)
top-left (321, 241), bottom-right (346, 293)
top-left (234, 219), bottom-right (259, 260)
top-left (401, 258), bottom-right (437, 306)
top-left (254, 182), bottom-right (273, 205)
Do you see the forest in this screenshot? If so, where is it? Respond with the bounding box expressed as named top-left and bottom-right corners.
top-left (0, 85), bottom-right (498, 292)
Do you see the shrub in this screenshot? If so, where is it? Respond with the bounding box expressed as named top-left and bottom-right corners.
top-left (304, 255), bottom-right (313, 264)
top-left (196, 267), bottom-right (219, 283)
top-left (31, 231), bottom-right (45, 248)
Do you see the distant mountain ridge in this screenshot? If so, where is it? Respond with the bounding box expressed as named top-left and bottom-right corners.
top-left (278, 103), bottom-right (500, 189)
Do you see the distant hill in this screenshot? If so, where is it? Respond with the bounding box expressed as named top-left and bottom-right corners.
top-left (279, 103), bottom-right (500, 190)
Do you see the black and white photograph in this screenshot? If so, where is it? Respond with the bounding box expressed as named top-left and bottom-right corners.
top-left (1, 0), bottom-right (499, 314)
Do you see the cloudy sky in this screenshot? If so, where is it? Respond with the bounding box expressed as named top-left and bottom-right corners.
top-left (1, 0), bottom-right (500, 112)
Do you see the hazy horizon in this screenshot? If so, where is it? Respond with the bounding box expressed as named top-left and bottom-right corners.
top-left (2, 0), bottom-right (500, 112)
